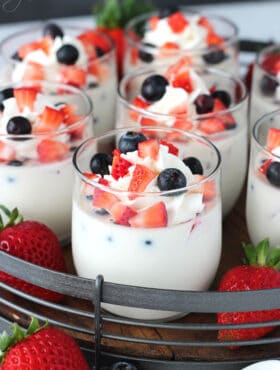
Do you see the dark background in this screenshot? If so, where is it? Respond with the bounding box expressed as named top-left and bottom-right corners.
top-left (0, 0), bottom-right (272, 24)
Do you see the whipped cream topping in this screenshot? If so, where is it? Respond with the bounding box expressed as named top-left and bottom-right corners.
top-left (271, 146), bottom-right (280, 160)
top-left (101, 144), bottom-right (205, 225)
top-left (143, 15), bottom-right (208, 50)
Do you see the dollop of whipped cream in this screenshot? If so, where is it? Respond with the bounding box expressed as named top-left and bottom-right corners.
top-left (104, 144), bottom-right (204, 224)
top-left (143, 15), bottom-right (208, 50)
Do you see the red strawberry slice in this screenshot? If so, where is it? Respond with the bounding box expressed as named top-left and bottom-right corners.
top-left (199, 117), bottom-right (226, 134)
top-left (129, 96), bottom-right (150, 121)
top-left (18, 41), bottom-right (41, 59)
top-left (130, 47), bottom-right (139, 65)
top-left (267, 127), bottom-right (280, 151)
top-left (88, 62), bottom-right (110, 82)
top-left (78, 30), bottom-right (110, 53)
top-left (111, 152), bottom-right (133, 179)
top-left (206, 32), bottom-right (224, 46)
top-left (129, 201), bottom-right (168, 228)
top-left (140, 116), bottom-right (159, 127)
top-left (167, 12), bottom-right (189, 33)
top-left (160, 42), bottom-right (180, 56)
top-left (60, 66), bottom-right (87, 87)
top-left (128, 164), bottom-right (156, 192)
top-left (262, 53), bottom-right (280, 75)
top-left (39, 35), bottom-right (53, 55)
top-left (166, 119), bottom-right (193, 141)
top-left (213, 98), bottom-right (235, 126)
top-left (198, 16), bottom-right (215, 34)
top-left (77, 32), bottom-right (98, 59)
top-left (165, 56), bottom-right (193, 81)
top-left (259, 159), bottom-right (272, 175)
top-left (149, 15), bottom-right (159, 30)
top-left (192, 175), bottom-right (216, 201)
top-left (111, 202), bottom-right (137, 226)
top-left (36, 106), bottom-right (64, 133)
top-left (37, 139), bottom-right (69, 163)
top-left (138, 139), bottom-right (159, 160)
top-left (0, 141), bottom-right (16, 162)
top-left (14, 87), bottom-right (38, 112)
top-left (93, 188), bottom-right (119, 212)
top-left (22, 62), bottom-right (44, 81)
top-left (159, 140), bottom-right (179, 156)
top-left (171, 70), bottom-right (193, 93)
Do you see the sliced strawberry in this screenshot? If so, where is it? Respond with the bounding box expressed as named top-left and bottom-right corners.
top-left (22, 62), bottom-right (44, 81)
top-left (79, 30), bottom-right (110, 54)
top-left (64, 115), bottom-right (85, 140)
top-left (39, 36), bottom-right (53, 55)
top-left (167, 12), bottom-right (189, 33)
top-left (111, 202), bottom-right (137, 226)
top-left (166, 119), bottom-right (193, 141)
top-left (0, 141), bottom-right (16, 162)
top-left (160, 42), bottom-right (180, 56)
top-left (171, 70), bottom-right (193, 93)
top-left (60, 66), bottom-right (87, 87)
top-left (37, 139), bottom-right (69, 163)
top-left (36, 106), bottom-right (64, 133)
top-left (130, 47), bottom-right (139, 65)
top-left (259, 159), bottom-right (272, 175)
top-left (14, 87), bottom-right (38, 112)
top-left (193, 175), bottom-right (216, 201)
top-left (129, 96), bottom-right (150, 121)
top-left (77, 32), bottom-right (98, 59)
top-left (199, 117), bottom-right (226, 135)
top-left (88, 62), bottom-right (109, 82)
top-left (111, 152), bottom-right (132, 179)
top-left (198, 16), bottom-right (215, 34)
top-left (138, 139), bottom-right (160, 160)
top-left (267, 128), bottom-right (280, 151)
top-left (140, 116), bottom-right (159, 127)
top-left (149, 15), bottom-right (159, 30)
top-left (262, 54), bottom-right (280, 75)
top-left (129, 201), bottom-right (168, 228)
top-left (128, 164), bottom-right (156, 192)
top-left (159, 140), bottom-right (179, 156)
top-left (93, 188), bottom-right (119, 212)
top-left (212, 98), bottom-right (236, 127)
top-left (18, 41), bottom-right (41, 59)
top-left (206, 32), bottom-right (224, 46)
top-left (168, 101), bottom-right (188, 115)
top-left (165, 56), bottom-right (193, 81)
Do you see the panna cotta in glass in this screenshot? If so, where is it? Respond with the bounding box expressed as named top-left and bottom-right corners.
top-left (72, 126), bottom-right (222, 320)
top-left (0, 81), bottom-right (92, 244)
top-left (0, 23), bottom-right (117, 136)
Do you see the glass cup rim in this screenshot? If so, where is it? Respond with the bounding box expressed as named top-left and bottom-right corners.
top-left (0, 23), bottom-right (116, 66)
top-left (252, 108), bottom-right (280, 160)
top-left (0, 79), bottom-right (93, 139)
top-left (124, 9), bottom-right (239, 54)
top-left (118, 65), bottom-right (248, 124)
top-left (256, 43), bottom-right (280, 81)
top-left (73, 125), bottom-right (222, 197)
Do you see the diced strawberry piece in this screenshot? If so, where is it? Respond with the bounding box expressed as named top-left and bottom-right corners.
top-left (206, 32), bottom-right (224, 46)
top-left (165, 56), bottom-right (193, 81)
top-left (0, 141), bottom-right (16, 162)
top-left (160, 42), bottom-right (180, 56)
top-left (168, 101), bottom-right (188, 115)
top-left (77, 33), bottom-right (97, 59)
top-left (140, 116), bottom-right (159, 126)
top-left (159, 140), bottom-right (179, 156)
top-left (22, 62), bottom-right (44, 81)
top-left (212, 98), bottom-right (235, 126)
top-left (167, 12), bottom-right (189, 33)
top-left (128, 164), bottom-right (156, 193)
top-left (259, 159), bottom-right (272, 175)
top-left (92, 188), bottom-right (119, 212)
top-left (78, 30), bottom-right (110, 53)
top-left (198, 16), bottom-right (215, 34)
top-left (59, 104), bottom-right (76, 118)
top-left (129, 202), bottom-right (167, 228)
top-left (262, 54), bottom-right (280, 75)
top-left (37, 139), bottom-right (69, 163)
top-left (111, 153), bottom-right (132, 179)
top-left (64, 115), bottom-right (85, 140)
top-left (88, 62), bottom-right (109, 82)
top-left (130, 47), bottom-right (139, 65)
top-left (172, 70), bottom-right (193, 93)
top-left (36, 106), bottom-right (64, 132)
top-left (166, 119), bottom-right (194, 141)
top-left (193, 175), bottom-right (216, 201)
top-left (60, 66), bottom-right (87, 87)
top-left (129, 96), bottom-right (150, 121)
top-left (111, 202), bottom-right (137, 226)
top-left (99, 178), bottom-right (109, 186)
top-left (14, 87), bottom-right (38, 112)
top-left (267, 128), bottom-right (280, 151)
top-left (149, 16), bottom-right (159, 30)
top-left (213, 98), bottom-right (227, 112)
top-left (138, 139), bottom-right (159, 160)
top-left (39, 36), bottom-right (53, 55)
top-left (83, 172), bottom-right (99, 180)
top-left (82, 172), bottom-right (100, 196)
top-left (199, 118), bottom-right (226, 134)
top-left (18, 41), bottom-right (41, 59)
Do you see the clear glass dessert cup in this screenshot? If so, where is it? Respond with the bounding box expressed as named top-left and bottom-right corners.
top-left (250, 44), bottom-right (280, 131)
top-left (0, 80), bottom-right (92, 245)
top-left (124, 8), bottom-right (239, 76)
top-left (246, 109), bottom-right (280, 247)
top-left (72, 126), bottom-right (222, 321)
top-left (117, 66), bottom-right (248, 217)
top-left (0, 24), bottom-right (117, 136)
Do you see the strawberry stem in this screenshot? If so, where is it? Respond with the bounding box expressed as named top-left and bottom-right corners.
top-left (0, 205), bottom-right (23, 230)
top-left (243, 239), bottom-right (280, 269)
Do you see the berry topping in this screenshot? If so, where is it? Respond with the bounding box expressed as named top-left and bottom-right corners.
top-left (56, 44), bottom-right (79, 65)
top-left (111, 203), bottom-right (137, 226)
top-left (36, 106), bottom-right (64, 132)
top-left (194, 94), bottom-right (214, 114)
top-left (138, 42), bottom-right (155, 63)
top-left (60, 66), bottom-right (87, 87)
top-left (138, 138), bottom-right (160, 160)
top-left (0, 88), bottom-right (14, 105)
top-left (129, 201), bottom-right (167, 228)
top-left (149, 15), bottom-right (159, 30)
top-left (93, 188), bottom-right (119, 213)
top-left (129, 96), bottom-right (150, 121)
top-left (159, 140), bottom-right (179, 156)
top-left (141, 74), bottom-right (169, 102)
top-left (37, 139), bottom-right (69, 163)
top-left (14, 87), bottom-right (38, 112)
top-left (159, 6), bottom-right (179, 19)
top-left (203, 49), bottom-right (226, 65)
top-left (43, 22), bottom-right (64, 39)
top-left (266, 161), bottom-right (280, 187)
top-left (7, 159), bottom-right (23, 166)
top-left (167, 12), bottom-right (189, 33)
top-left (260, 75), bottom-right (279, 96)
top-left (96, 46), bottom-right (105, 57)
top-left (118, 131), bottom-right (147, 153)
top-left (6, 116), bottom-right (32, 136)
top-left (211, 90), bottom-right (231, 107)
top-left (157, 168), bottom-right (186, 192)
top-left (199, 117), bottom-right (226, 134)
top-left (0, 141), bottom-right (15, 162)
top-left (90, 153), bottom-right (112, 176)
top-left (128, 164), bottom-right (156, 192)
top-left (111, 151), bottom-right (132, 179)
top-left (183, 157), bottom-right (203, 175)
top-left (22, 61), bottom-right (45, 81)
top-left (267, 128), bottom-right (280, 151)
top-left (171, 70), bottom-right (193, 93)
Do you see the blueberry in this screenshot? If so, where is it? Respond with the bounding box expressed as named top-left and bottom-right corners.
top-left (203, 49), bottom-right (226, 65)
top-left (211, 90), bottom-right (231, 107)
top-left (11, 51), bottom-right (22, 61)
top-left (157, 168), bottom-right (187, 192)
top-left (138, 42), bottom-right (155, 63)
top-left (43, 22), bottom-right (64, 39)
top-left (90, 153), bottom-right (112, 176)
top-left (159, 6), bottom-right (179, 18)
top-left (225, 122), bottom-right (237, 130)
top-left (260, 75), bottom-right (279, 96)
top-left (194, 94), bottom-right (214, 114)
top-left (183, 157), bottom-right (203, 175)
top-left (0, 88), bottom-right (14, 105)
top-left (56, 44), bottom-right (79, 65)
top-left (0, 103), bottom-right (4, 112)
top-left (7, 160), bottom-right (23, 166)
top-left (7, 116), bottom-right (32, 136)
top-left (109, 361), bottom-right (138, 370)
top-left (141, 74), bottom-right (169, 102)
top-left (96, 46), bottom-right (105, 57)
top-left (118, 131), bottom-right (147, 153)
top-left (266, 161), bottom-right (280, 187)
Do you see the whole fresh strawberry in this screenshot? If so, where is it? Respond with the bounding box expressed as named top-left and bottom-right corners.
top-left (218, 239), bottom-right (280, 344)
top-left (0, 317), bottom-right (89, 370)
top-left (95, 0), bottom-right (154, 79)
top-left (0, 206), bottom-right (66, 302)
